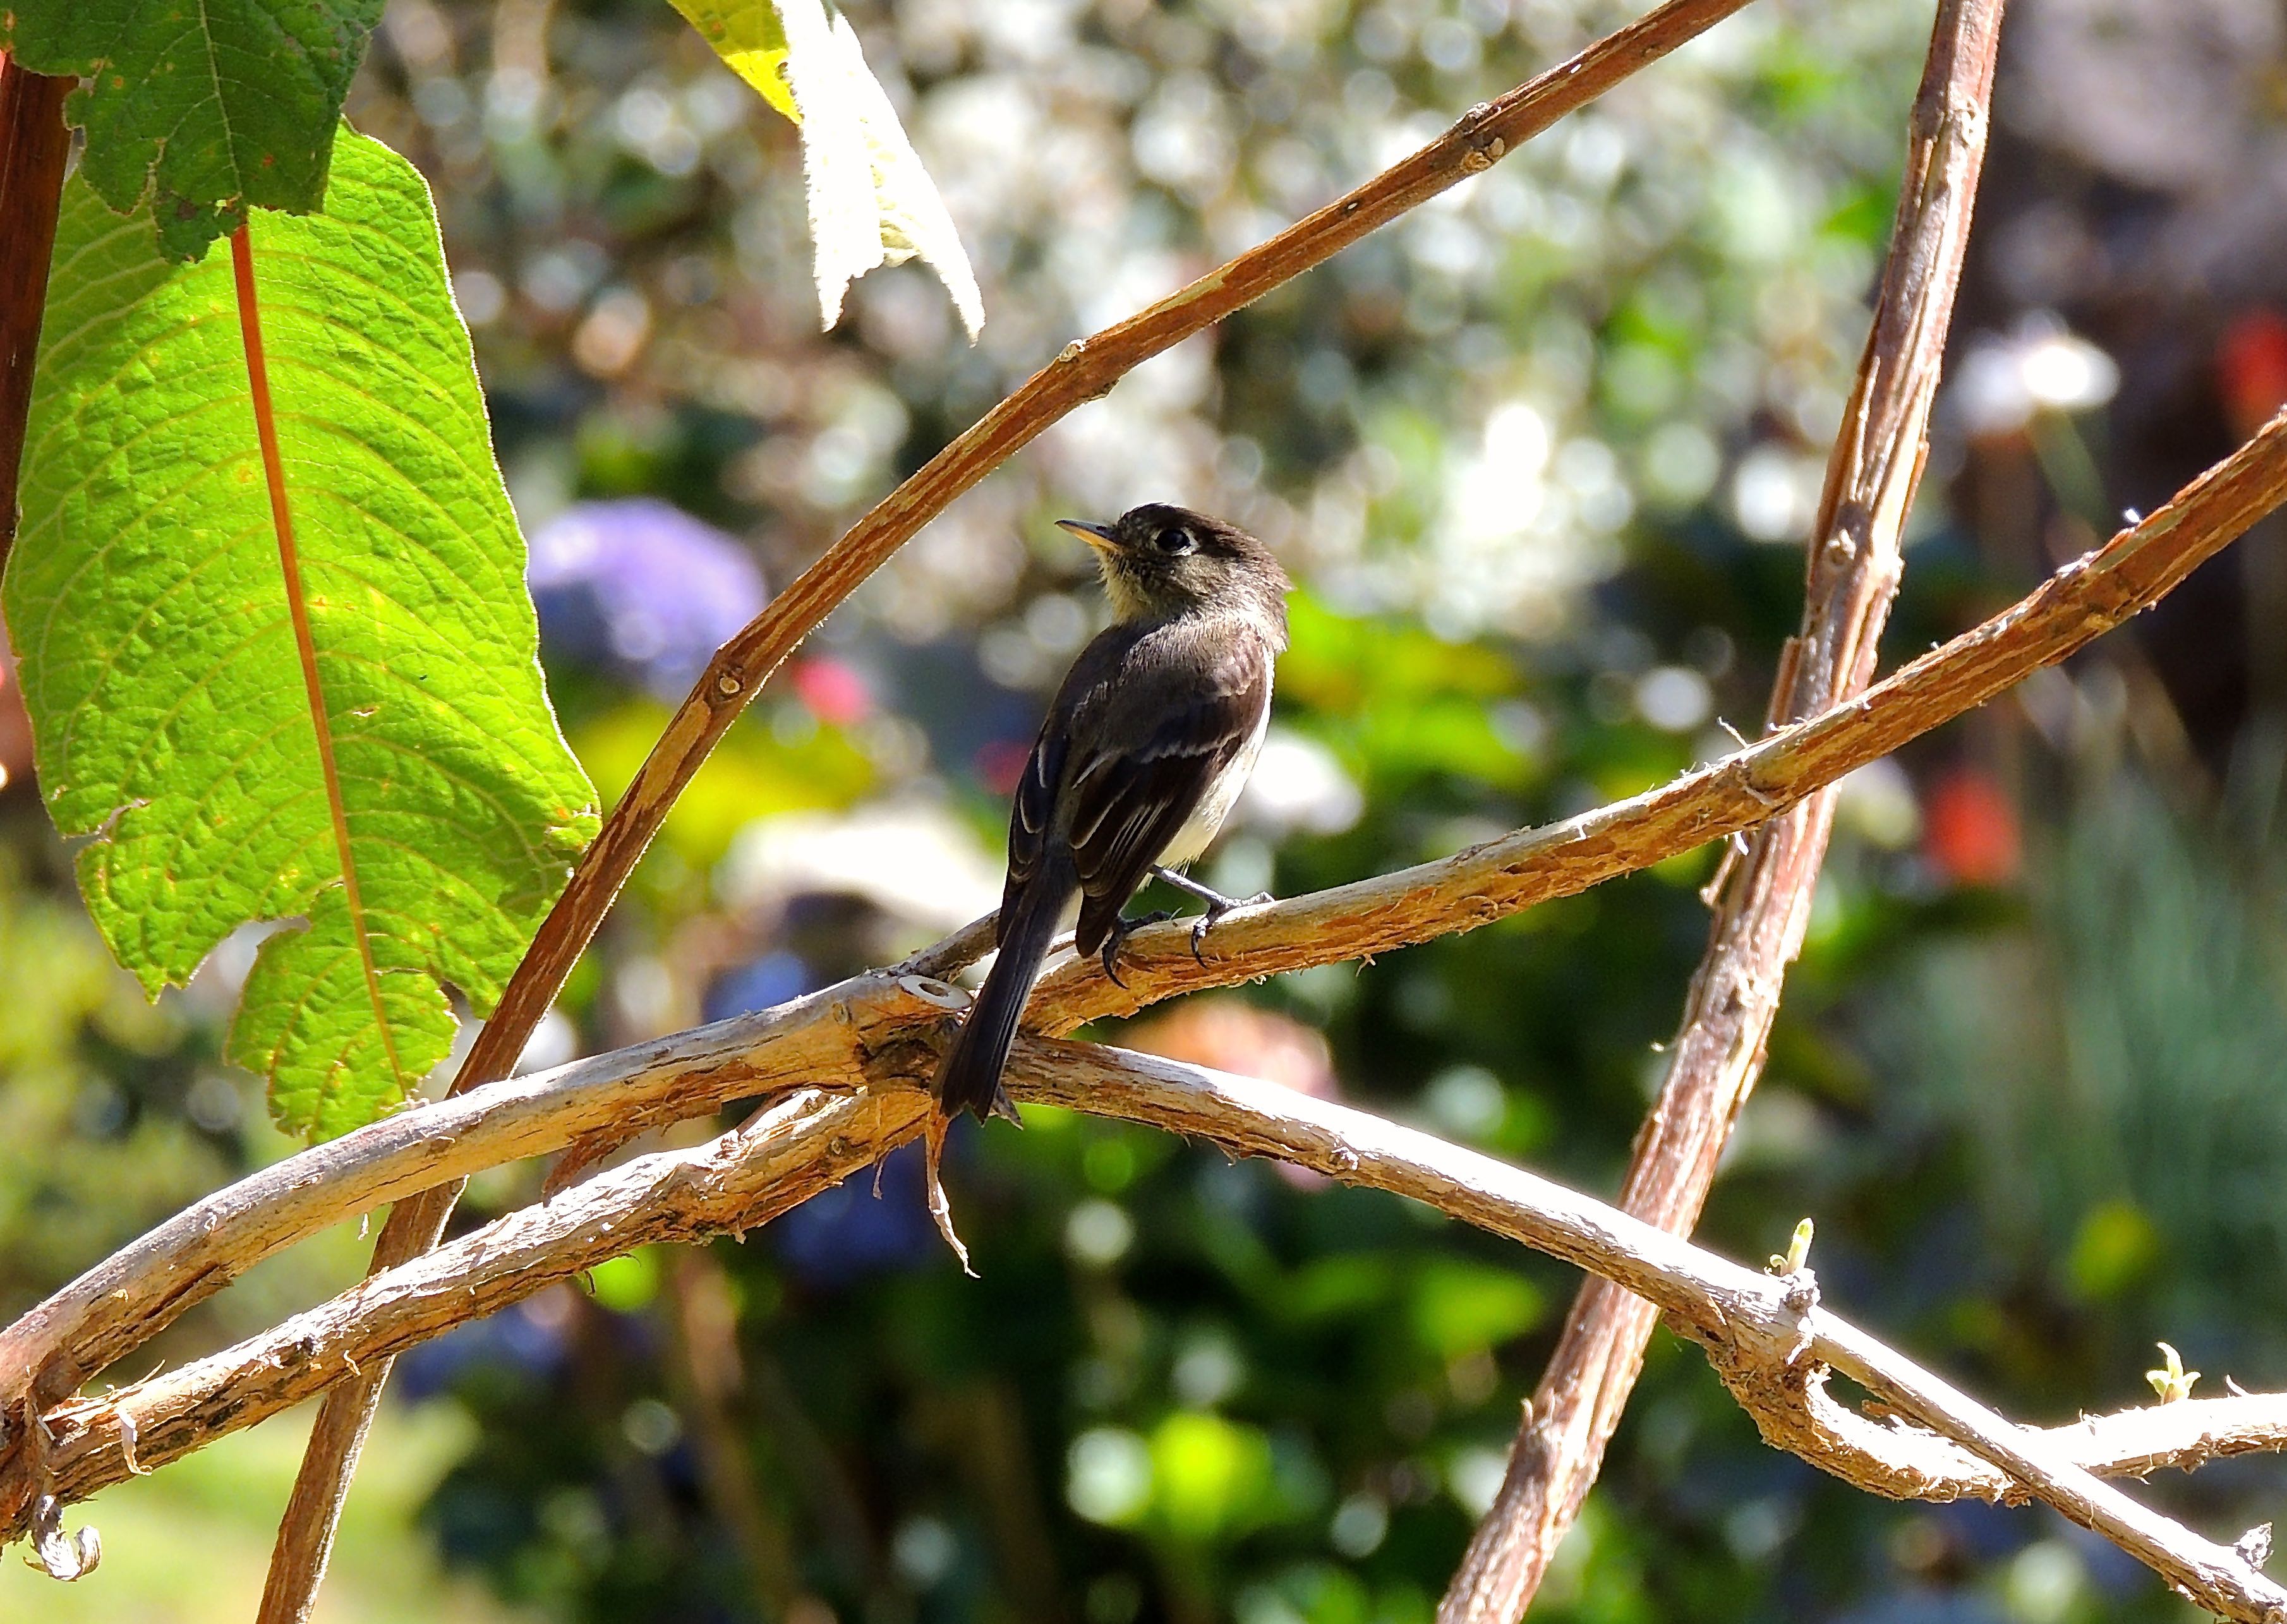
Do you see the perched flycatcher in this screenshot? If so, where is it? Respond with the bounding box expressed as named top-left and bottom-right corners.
top-left (932, 503), bottom-right (1291, 1123)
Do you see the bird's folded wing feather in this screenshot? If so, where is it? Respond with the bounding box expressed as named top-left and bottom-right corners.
top-left (1003, 719), bottom-right (1067, 938)
top-left (1061, 628), bottom-right (1270, 954)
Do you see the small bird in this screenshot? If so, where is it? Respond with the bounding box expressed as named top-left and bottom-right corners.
top-left (932, 503), bottom-right (1291, 1124)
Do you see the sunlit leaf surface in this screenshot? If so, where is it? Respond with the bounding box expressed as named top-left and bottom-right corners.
top-left (8, 129), bottom-right (599, 1138)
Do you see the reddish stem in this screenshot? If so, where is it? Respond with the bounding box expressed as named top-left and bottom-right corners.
top-left (0, 53), bottom-right (73, 562)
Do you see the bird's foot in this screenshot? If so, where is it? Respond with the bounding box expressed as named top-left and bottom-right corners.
top-left (1186, 889), bottom-right (1273, 964)
top-left (1145, 867), bottom-right (1272, 965)
top-left (1099, 908), bottom-right (1176, 988)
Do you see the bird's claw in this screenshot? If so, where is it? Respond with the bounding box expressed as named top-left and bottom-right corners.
top-left (1188, 891), bottom-right (1272, 965)
top-left (1099, 908), bottom-right (1176, 987)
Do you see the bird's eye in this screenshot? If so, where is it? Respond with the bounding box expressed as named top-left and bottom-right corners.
top-left (1156, 524), bottom-right (1197, 555)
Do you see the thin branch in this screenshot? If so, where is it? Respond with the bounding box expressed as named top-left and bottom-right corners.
top-left (6, 406), bottom-right (2287, 1459)
top-left (31, 1044), bottom-right (2287, 1620)
top-left (261, 1), bottom-right (1768, 1609)
top-left (443, 0), bottom-right (1770, 1112)
top-left (1715, 1343), bottom-right (2287, 1504)
top-left (1441, 2), bottom-right (2003, 1615)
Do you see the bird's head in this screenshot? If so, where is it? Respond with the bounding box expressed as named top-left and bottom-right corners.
top-left (1056, 503), bottom-right (1289, 629)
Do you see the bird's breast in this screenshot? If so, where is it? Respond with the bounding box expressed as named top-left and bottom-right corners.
top-left (1159, 686), bottom-right (1271, 868)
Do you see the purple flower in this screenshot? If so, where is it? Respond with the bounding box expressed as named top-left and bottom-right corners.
top-left (528, 499), bottom-right (766, 697)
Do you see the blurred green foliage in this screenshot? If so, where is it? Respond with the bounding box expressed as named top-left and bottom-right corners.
top-left (0, 1405), bottom-right (530, 1624)
top-left (0, 826), bottom-right (233, 1306)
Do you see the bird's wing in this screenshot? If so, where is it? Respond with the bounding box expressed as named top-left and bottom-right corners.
top-left (1063, 629), bottom-right (1270, 955)
top-left (1000, 716), bottom-right (1067, 942)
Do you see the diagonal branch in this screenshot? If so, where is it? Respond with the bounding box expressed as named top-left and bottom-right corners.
top-left (1441, 2), bottom-right (2004, 1615)
top-left (5, 401), bottom-right (2286, 1471)
top-left (28, 1042), bottom-right (2287, 1620)
top-left (258, 3), bottom-right (1770, 1613)
top-left (437, 0), bottom-right (1768, 1110)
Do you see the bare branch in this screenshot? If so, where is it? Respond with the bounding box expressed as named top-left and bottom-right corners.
top-left (1720, 1352), bottom-right (2287, 1504)
top-left (1442, 3), bottom-right (2004, 1614)
top-left (34, 1090), bottom-right (927, 1525)
top-left (0, 974), bottom-right (961, 1417)
top-left (444, 0), bottom-right (1775, 1162)
top-left (261, 2), bottom-right (1772, 1610)
top-left (30, 1044), bottom-right (2287, 1620)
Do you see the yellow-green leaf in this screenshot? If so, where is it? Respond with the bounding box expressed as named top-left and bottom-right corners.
top-left (663, 0), bottom-right (796, 122)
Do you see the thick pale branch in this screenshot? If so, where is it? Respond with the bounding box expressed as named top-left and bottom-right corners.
top-left (7, 406), bottom-right (2287, 1462)
top-left (0, 975), bottom-right (961, 1412)
top-left (28, 1044), bottom-right (2287, 1620)
top-left (1040, 1047), bottom-right (2286, 1620)
top-left (1442, 3), bottom-right (2003, 1614)
top-left (34, 1089), bottom-right (931, 1519)
top-left (1805, 1320), bottom-right (2283, 1617)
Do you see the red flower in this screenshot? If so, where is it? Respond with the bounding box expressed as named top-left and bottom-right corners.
top-left (1922, 767), bottom-right (2020, 887)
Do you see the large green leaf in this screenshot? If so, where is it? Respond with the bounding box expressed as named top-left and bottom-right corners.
top-left (1, 0), bottom-right (382, 261)
top-left (8, 128), bottom-right (599, 1139)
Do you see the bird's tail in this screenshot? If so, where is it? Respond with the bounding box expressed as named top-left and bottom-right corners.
top-left (932, 859), bottom-right (1075, 1123)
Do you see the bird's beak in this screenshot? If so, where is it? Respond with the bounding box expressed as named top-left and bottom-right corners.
top-left (1056, 517), bottom-right (1119, 553)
